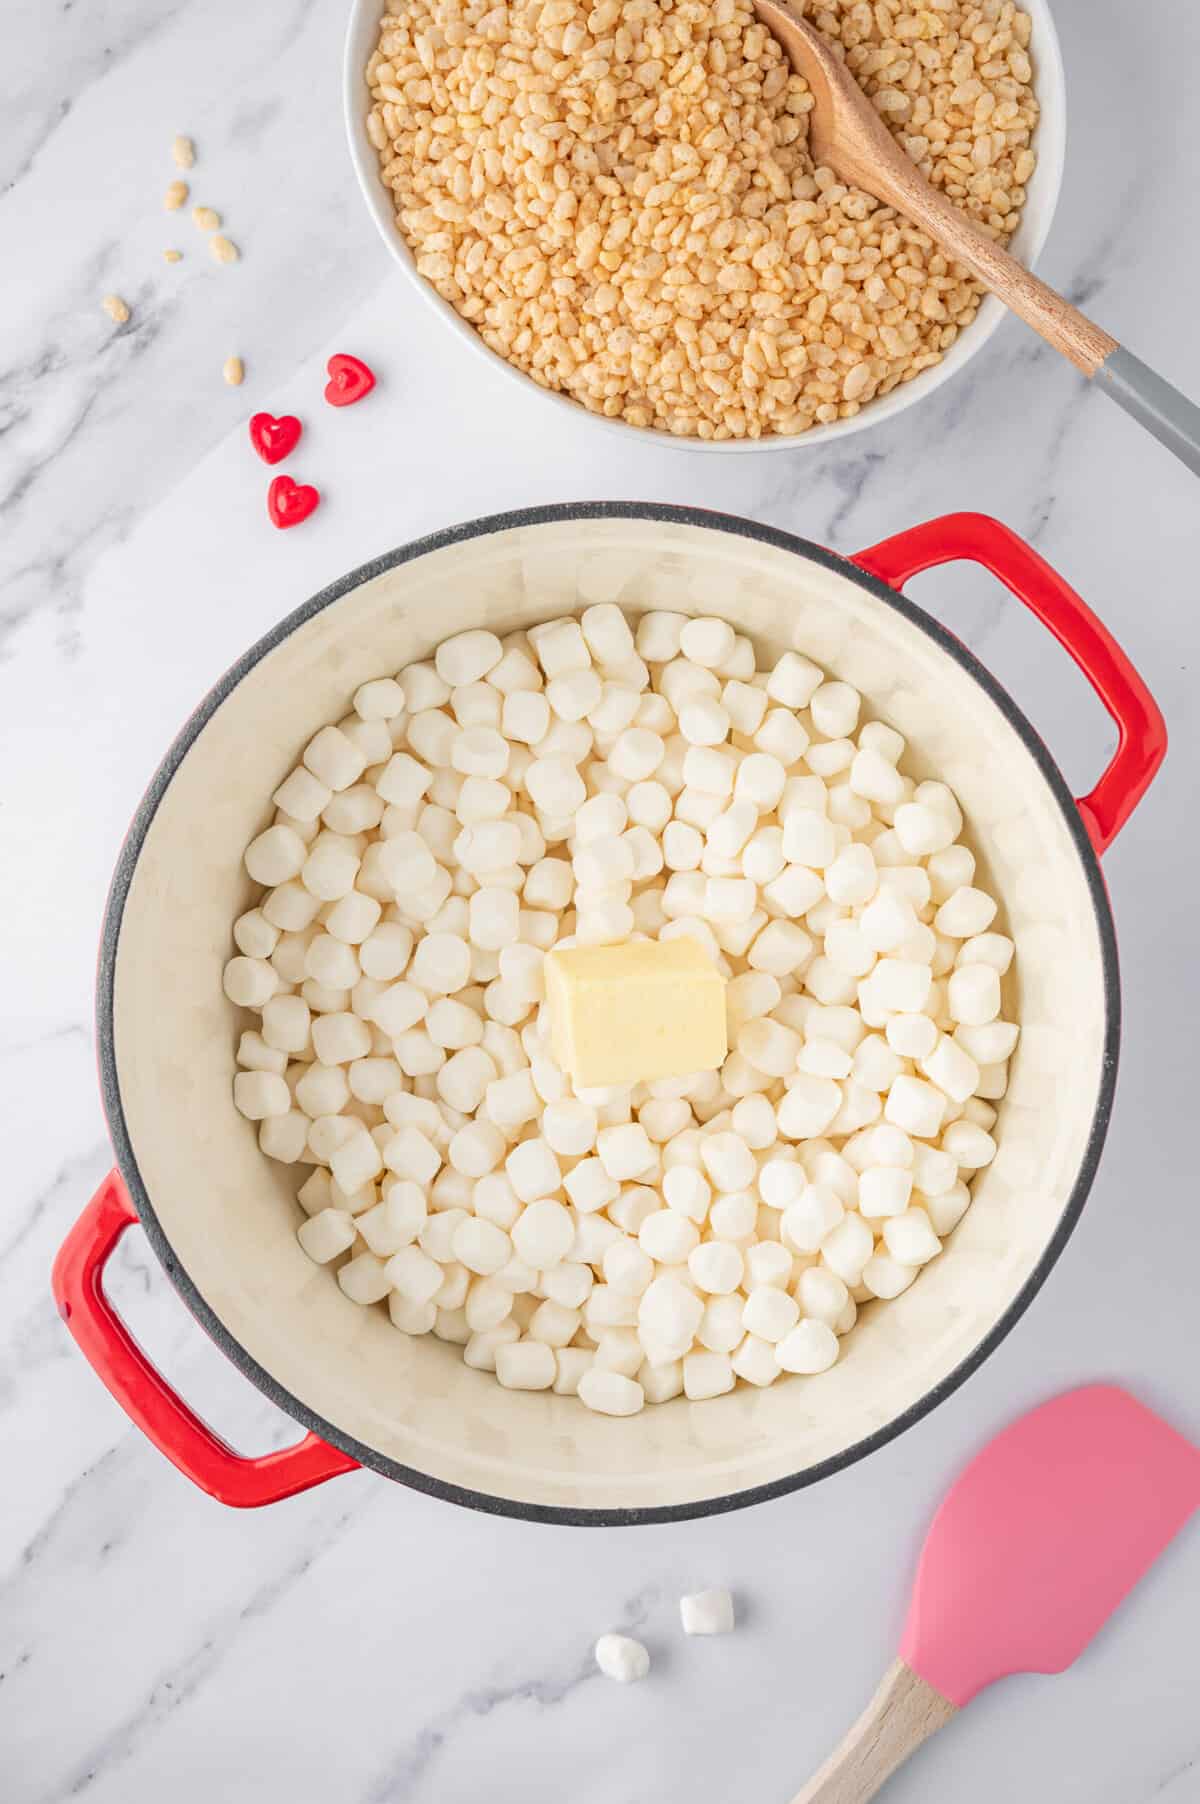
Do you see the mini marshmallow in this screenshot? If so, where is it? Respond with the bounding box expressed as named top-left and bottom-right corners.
top-left (273, 767), bottom-right (332, 824)
top-left (883, 1208), bottom-right (943, 1265)
top-left (337, 1253), bottom-right (391, 1306)
top-left (795, 1265), bottom-right (849, 1326)
top-left (688, 1241), bottom-right (744, 1295)
top-left (224, 956), bottom-right (281, 1009)
top-left (947, 963), bottom-right (1002, 1026)
top-left (683, 1350), bottom-right (735, 1400)
top-left (435, 629), bottom-right (503, 687)
top-left (512, 1198), bottom-right (573, 1268)
top-left (781, 810), bottom-right (837, 868)
top-left (578, 1370), bottom-right (645, 1416)
top-left (825, 843), bottom-right (878, 907)
top-left (861, 1252), bottom-right (918, 1300)
top-left (594, 1634), bottom-right (650, 1683)
top-left (776, 1319), bottom-right (840, 1373)
top-left (680, 615), bottom-right (736, 668)
top-left (742, 1286), bottom-right (800, 1342)
top-left (597, 1122), bottom-right (655, 1181)
top-left (526, 756), bottom-right (588, 816)
top-left (942, 1119), bottom-right (997, 1168)
top-left (777, 1076), bottom-right (842, 1139)
top-left (245, 824), bottom-right (308, 887)
top-left (935, 886), bottom-right (998, 938)
top-left (731, 1334), bottom-right (782, 1388)
top-left (820, 1212), bottom-right (874, 1285)
top-left (755, 708), bottom-right (810, 765)
top-left (680, 1589), bottom-right (735, 1635)
top-left (233, 1070), bottom-right (291, 1120)
top-left (767, 650), bottom-right (823, 709)
top-left (849, 748), bottom-right (905, 805)
top-left (639, 1209), bottom-right (700, 1263)
top-left (857, 1165), bottom-right (913, 1219)
top-left (748, 920), bottom-right (812, 978)
top-left (304, 725), bottom-right (366, 792)
top-left (809, 681), bottom-right (860, 739)
top-left (297, 1208), bottom-right (357, 1264)
top-left (884, 1074), bottom-right (947, 1138)
top-left (638, 1275), bottom-right (704, 1358)
top-left (495, 1340), bottom-right (557, 1390)
top-left (609, 727), bottom-right (665, 782)
top-left (869, 958), bottom-right (933, 1013)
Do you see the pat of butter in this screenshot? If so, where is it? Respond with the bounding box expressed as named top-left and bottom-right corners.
top-left (544, 939), bottom-right (727, 1088)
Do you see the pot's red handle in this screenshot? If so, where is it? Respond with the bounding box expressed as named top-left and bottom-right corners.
top-left (851, 512), bottom-right (1166, 854)
top-left (52, 1170), bottom-right (358, 1507)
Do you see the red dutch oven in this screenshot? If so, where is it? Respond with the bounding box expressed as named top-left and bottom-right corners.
top-left (54, 507), bottom-right (1165, 1522)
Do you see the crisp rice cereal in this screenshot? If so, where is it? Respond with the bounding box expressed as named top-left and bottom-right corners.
top-left (366, 0), bottom-right (1037, 439)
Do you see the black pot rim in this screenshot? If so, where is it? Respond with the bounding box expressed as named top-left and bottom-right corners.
top-left (96, 501), bottom-right (1120, 1526)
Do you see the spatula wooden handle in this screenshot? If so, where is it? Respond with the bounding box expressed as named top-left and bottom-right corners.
top-left (789, 1659), bottom-right (957, 1804)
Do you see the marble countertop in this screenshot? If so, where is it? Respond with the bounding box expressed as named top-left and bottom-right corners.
top-left (3, 0), bottom-right (1199, 1798)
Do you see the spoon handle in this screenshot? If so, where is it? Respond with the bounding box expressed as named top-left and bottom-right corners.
top-left (1092, 347), bottom-right (1200, 478)
top-left (876, 172), bottom-right (1112, 371)
top-left (788, 1659), bottom-right (957, 1803)
top-left (878, 172), bottom-right (1200, 476)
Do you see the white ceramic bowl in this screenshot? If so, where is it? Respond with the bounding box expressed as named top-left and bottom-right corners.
top-left (343, 0), bottom-right (1067, 453)
top-left (55, 505), bottom-right (1165, 1521)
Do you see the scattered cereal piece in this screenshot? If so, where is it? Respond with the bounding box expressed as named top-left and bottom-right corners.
top-left (223, 356), bottom-right (245, 387)
top-left (162, 249), bottom-right (182, 263)
top-left (172, 135), bottom-right (195, 169)
top-left (209, 235), bottom-right (239, 265)
top-left (192, 205), bottom-right (220, 232)
top-left (102, 294), bottom-right (130, 324)
top-left (164, 180), bottom-right (188, 210)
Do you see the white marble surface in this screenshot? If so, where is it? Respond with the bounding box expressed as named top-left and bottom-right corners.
top-left (3, 0), bottom-right (1200, 1798)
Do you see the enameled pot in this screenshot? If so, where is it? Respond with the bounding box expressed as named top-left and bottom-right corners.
top-left (53, 507), bottom-right (1165, 1522)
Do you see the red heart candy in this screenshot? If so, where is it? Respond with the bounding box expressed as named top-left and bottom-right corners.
top-left (249, 412), bottom-right (303, 465)
top-left (324, 353), bottom-right (376, 407)
top-left (267, 475), bottom-right (320, 530)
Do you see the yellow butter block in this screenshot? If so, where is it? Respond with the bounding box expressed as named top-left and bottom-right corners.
top-left (544, 938), bottom-right (728, 1088)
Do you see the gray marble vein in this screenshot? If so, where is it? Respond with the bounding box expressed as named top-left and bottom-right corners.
top-left (362, 1586), bottom-right (662, 1803)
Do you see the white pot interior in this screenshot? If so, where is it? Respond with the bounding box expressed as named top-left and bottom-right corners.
top-left (108, 514), bottom-right (1110, 1515)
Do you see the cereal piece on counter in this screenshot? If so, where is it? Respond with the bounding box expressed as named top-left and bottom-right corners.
top-left (102, 294), bottom-right (130, 324)
top-left (162, 248), bottom-right (182, 263)
top-left (164, 179), bottom-right (188, 210)
top-left (223, 355), bottom-right (244, 387)
top-left (209, 234), bottom-right (239, 265)
top-left (171, 134), bottom-right (195, 168)
top-left (192, 205), bottom-right (220, 231)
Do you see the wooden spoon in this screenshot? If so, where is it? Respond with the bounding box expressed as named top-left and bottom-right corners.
top-left (754, 0), bottom-right (1200, 477)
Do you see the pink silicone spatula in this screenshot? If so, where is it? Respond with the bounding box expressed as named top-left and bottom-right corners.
top-left (793, 1385), bottom-right (1200, 1803)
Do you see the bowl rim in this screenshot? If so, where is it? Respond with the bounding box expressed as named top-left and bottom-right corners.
top-left (96, 501), bottom-right (1119, 1525)
top-left (342, 0), bottom-right (1068, 454)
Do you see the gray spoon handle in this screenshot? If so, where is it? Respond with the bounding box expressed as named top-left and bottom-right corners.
top-left (1094, 347), bottom-right (1200, 479)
